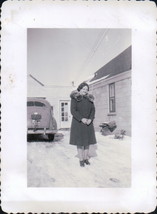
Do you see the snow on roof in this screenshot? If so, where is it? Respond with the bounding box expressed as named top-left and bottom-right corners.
top-left (88, 75), bottom-right (109, 85)
top-left (90, 46), bottom-right (132, 82)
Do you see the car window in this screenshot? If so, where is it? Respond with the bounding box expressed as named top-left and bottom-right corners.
top-left (27, 101), bottom-right (34, 106)
top-left (35, 101), bottom-right (46, 107)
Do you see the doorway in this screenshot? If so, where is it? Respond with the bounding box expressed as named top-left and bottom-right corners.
top-left (60, 100), bottom-right (71, 129)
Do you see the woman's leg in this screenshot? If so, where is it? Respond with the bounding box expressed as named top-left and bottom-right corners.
top-left (77, 146), bottom-right (84, 161)
top-left (83, 146), bottom-right (90, 165)
top-left (83, 145), bottom-right (89, 160)
top-left (77, 146), bottom-right (85, 167)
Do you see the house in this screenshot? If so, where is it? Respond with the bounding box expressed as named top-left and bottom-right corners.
top-left (27, 74), bottom-right (74, 130)
top-left (88, 46), bottom-right (132, 136)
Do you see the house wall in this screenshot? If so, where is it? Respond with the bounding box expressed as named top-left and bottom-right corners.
top-left (89, 70), bottom-right (131, 136)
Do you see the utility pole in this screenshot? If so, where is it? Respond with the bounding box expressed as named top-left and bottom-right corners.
top-left (72, 81), bottom-right (75, 88)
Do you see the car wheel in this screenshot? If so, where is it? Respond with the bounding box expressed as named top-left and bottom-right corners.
top-left (48, 134), bottom-right (55, 141)
top-left (27, 134), bottom-right (34, 141)
top-left (27, 134), bottom-right (39, 141)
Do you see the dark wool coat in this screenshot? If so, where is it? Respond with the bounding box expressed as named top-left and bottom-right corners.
top-left (69, 90), bottom-right (97, 147)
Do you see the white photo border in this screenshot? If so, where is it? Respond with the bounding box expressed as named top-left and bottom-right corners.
top-left (1, 0), bottom-right (157, 213)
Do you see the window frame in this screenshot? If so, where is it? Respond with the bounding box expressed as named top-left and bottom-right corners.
top-left (109, 82), bottom-right (116, 113)
top-left (60, 101), bottom-right (69, 122)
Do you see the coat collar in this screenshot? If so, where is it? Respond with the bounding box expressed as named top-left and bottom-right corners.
top-left (70, 90), bottom-right (94, 102)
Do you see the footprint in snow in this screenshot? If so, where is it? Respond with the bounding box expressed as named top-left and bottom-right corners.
top-left (50, 177), bottom-right (56, 182)
top-left (109, 178), bottom-right (120, 183)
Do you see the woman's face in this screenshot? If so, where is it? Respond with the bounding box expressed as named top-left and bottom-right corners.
top-left (80, 86), bottom-right (88, 95)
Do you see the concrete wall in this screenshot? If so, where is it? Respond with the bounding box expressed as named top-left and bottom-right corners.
top-left (89, 70), bottom-right (131, 136)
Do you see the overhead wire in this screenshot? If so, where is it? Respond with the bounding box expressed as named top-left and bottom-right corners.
top-left (74, 30), bottom-right (104, 82)
top-left (79, 30), bottom-right (105, 71)
top-left (76, 30), bottom-right (105, 76)
top-left (75, 29), bottom-right (109, 83)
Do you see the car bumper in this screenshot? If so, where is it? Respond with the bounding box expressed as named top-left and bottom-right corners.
top-left (27, 128), bottom-right (57, 135)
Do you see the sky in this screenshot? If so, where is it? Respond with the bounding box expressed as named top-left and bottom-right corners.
top-left (27, 28), bottom-right (131, 87)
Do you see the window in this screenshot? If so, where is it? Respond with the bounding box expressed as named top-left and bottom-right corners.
top-left (35, 101), bottom-right (45, 107)
top-left (61, 102), bottom-right (68, 121)
top-left (27, 101), bottom-right (34, 106)
top-left (109, 83), bottom-right (116, 113)
top-left (27, 101), bottom-right (46, 107)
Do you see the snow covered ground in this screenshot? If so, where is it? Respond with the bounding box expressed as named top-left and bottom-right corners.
top-left (27, 131), bottom-right (131, 188)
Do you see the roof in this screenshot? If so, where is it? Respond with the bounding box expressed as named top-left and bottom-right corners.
top-left (29, 74), bottom-right (45, 86)
top-left (27, 97), bottom-right (51, 107)
top-left (90, 46), bottom-right (132, 82)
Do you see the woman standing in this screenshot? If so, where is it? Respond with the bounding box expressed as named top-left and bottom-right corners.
top-left (69, 82), bottom-right (97, 167)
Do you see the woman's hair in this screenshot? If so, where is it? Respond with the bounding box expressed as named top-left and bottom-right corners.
top-left (77, 82), bottom-right (89, 91)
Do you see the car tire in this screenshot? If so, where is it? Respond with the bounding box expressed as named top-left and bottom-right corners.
top-left (27, 134), bottom-right (34, 141)
top-left (48, 134), bottom-right (55, 141)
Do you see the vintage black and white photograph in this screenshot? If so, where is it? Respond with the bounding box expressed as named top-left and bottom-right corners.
top-left (1, 1), bottom-right (156, 213)
top-left (27, 28), bottom-right (131, 187)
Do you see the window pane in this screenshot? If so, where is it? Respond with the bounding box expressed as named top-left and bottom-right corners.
top-left (64, 104), bottom-right (68, 111)
top-left (110, 98), bottom-right (115, 112)
top-left (35, 102), bottom-right (45, 107)
top-left (65, 112), bottom-right (68, 116)
top-left (109, 84), bottom-right (115, 97)
top-left (109, 83), bottom-right (116, 113)
top-left (27, 101), bottom-right (34, 106)
top-left (65, 117), bottom-right (68, 121)
top-left (110, 100), bottom-right (112, 112)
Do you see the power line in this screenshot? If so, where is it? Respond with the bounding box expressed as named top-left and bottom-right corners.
top-left (74, 30), bottom-right (104, 82)
top-left (79, 30), bottom-right (105, 72)
top-left (75, 29), bottom-right (109, 83)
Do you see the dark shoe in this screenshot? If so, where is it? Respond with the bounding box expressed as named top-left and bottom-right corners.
top-left (80, 160), bottom-right (85, 167)
top-left (84, 159), bottom-right (90, 165)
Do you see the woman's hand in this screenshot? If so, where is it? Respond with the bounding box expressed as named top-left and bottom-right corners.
top-left (81, 118), bottom-right (87, 124)
top-left (86, 119), bottom-right (92, 125)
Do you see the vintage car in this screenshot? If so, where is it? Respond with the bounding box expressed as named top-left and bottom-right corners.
top-left (27, 97), bottom-right (57, 141)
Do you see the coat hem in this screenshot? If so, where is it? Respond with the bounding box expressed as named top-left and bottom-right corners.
top-left (69, 142), bottom-right (97, 146)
